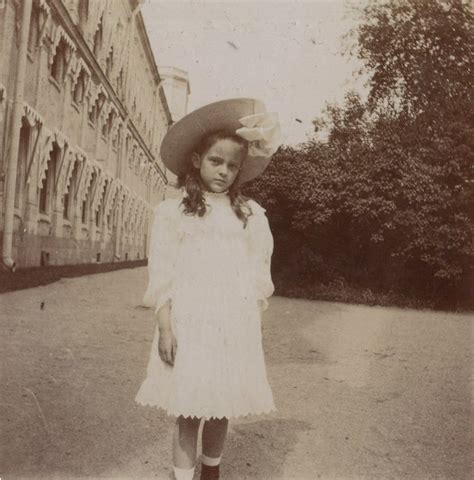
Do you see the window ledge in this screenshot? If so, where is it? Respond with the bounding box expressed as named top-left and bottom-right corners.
top-left (38, 212), bottom-right (51, 223)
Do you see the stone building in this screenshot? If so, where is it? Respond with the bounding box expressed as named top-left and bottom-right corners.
top-left (0, 0), bottom-right (181, 270)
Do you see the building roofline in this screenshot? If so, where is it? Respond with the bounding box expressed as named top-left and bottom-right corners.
top-left (135, 11), bottom-right (173, 126)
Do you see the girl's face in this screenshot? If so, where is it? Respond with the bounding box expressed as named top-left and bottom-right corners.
top-left (193, 138), bottom-right (245, 193)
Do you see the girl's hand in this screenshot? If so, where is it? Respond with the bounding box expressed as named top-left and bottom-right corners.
top-left (158, 328), bottom-right (177, 366)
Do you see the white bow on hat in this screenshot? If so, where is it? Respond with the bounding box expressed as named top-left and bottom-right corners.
top-left (236, 112), bottom-right (281, 157)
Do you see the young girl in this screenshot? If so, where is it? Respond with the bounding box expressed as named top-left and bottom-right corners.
top-left (135, 98), bottom-right (281, 480)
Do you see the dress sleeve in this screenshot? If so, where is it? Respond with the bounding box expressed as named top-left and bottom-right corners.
top-left (142, 200), bottom-right (179, 314)
top-left (248, 201), bottom-right (275, 311)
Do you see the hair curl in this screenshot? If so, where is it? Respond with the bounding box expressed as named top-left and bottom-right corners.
top-left (177, 130), bottom-right (253, 227)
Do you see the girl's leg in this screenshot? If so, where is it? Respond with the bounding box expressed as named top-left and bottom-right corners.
top-left (201, 417), bottom-right (229, 459)
top-left (201, 418), bottom-right (229, 480)
top-left (173, 415), bottom-right (201, 473)
top-left (200, 417), bottom-right (228, 479)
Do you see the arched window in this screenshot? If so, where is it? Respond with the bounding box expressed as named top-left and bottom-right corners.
top-left (15, 120), bottom-right (31, 209)
top-left (82, 171), bottom-right (95, 224)
top-left (81, 195), bottom-right (88, 223)
top-left (106, 47), bottom-right (114, 77)
top-left (39, 143), bottom-right (60, 215)
top-left (102, 109), bottom-right (114, 139)
top-left (113, 124), bottom-right (121, 152)
top-left (63, 160), bottom-right (79, 220)
top-left (88, 91), bottom-right (106, 125)
top-left (28, 4), bottom-right (40, 52)
top-left (50, 38), bottom-right (69, 84)
top-left (116, 68), bottom-right (124, 99)
top-left (88, 103), bottom-right (97, 125)
top-left (78, 0), bottom-right (89, 30)
top-left (73, 69), bottom-right (87, 105)
top-left (96, 179), bottom-right (108, 228)
top-left (93, 17), bottom-right (103, 58)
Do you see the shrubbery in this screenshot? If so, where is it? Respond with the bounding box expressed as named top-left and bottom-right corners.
top-left (244, 0), bottom-right (473, 310)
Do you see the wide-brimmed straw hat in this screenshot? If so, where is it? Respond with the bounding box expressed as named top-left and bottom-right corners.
top-left (160, 98), bottom-right (281, 184)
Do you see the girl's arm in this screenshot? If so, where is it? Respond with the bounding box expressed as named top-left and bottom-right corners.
top-left (157, 300), bottom-right (177, 366)
top-left (249, 201), bottom-right (275, 311)
top-left (143, 200), bottom-right (179, 314)
top-left (143, 200), bottom-right (179, 365)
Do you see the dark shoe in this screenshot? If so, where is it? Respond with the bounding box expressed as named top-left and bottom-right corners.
top-left (200, 463), bottom-right (220, 480)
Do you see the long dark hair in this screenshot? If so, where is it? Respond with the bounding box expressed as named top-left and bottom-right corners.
top-left (177, 130), bottom-right (253, 227)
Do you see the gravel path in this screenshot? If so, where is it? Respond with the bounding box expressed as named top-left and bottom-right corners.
top-left (1, 267), bottom-right (472, 479)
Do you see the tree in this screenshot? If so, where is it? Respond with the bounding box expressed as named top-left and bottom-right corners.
top-left (351, 0), bottom-right (474, 293)
top-left (245, 0), bottom-right (473, 307)
top-left (355, 0), bottom-right (473, 117)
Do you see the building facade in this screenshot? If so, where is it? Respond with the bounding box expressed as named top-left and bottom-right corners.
top-left (0, 0), bottom-right (178, 269)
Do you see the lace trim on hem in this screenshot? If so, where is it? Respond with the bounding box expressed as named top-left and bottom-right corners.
top-left (134, 399), bottom-right (277, 421)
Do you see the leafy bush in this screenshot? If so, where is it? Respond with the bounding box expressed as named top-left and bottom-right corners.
top-left (244, 0), bottom-right (473, 310)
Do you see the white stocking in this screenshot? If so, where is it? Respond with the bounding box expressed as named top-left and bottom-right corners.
top-left (173, 465), bottom-right (195, 480)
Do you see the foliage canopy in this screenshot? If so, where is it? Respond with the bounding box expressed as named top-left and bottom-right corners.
top-left (244, 0), bottom-right (473, 308)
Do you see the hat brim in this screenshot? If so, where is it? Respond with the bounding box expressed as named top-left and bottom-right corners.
top-left (160, 98), bottom-right (273, 184)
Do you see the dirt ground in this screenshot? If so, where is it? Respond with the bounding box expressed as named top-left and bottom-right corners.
top-left (0, 267), bottom-right (472, 480)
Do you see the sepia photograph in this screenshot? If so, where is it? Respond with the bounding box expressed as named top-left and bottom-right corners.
top-left (0, 0), bottom-right (472, 479)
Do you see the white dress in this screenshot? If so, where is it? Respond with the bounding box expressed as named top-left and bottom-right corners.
top-left (135, 190), bottom-right (276, 419)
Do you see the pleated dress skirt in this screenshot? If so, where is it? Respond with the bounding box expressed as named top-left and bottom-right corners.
top-left (135, 196), bottom-right (276, 419)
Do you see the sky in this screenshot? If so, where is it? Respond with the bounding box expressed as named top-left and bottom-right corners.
top-left (141, 0), bottom-right (367, 146)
